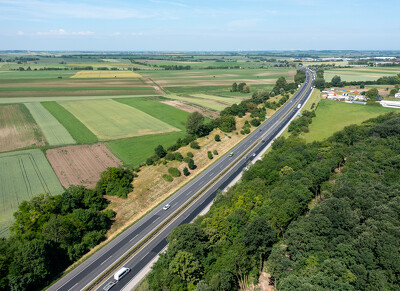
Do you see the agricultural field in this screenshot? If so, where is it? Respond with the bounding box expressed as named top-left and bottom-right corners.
top-left (25, 102), bottom-right (76, 146)
top-left (42, 101), bottom-right (98, 144)
top-left (0, 77), bottom-right (156, 98)
top-left (325, 67), bottom-right (400, 82)
top-left (0, 103), bottom-right (45, 152)
top-left (0, 149), bottom-right (64, 237)
top-left (46, 143), bottom-right (122, 188)
top-left (304, 99), bottom-right (397, 142)
top-left (106, 131), bottom-right (185, 167)
top-left (114, 97), bottom-right (190, 130)
top-left (71, 70), bottom-right (142, 78)
top-left (190, 94), bottom-right (242, 104)
top-left (60, 99), bottom-right (180, 140)
top-left (140, 68), bottom-right (295, 87)
top-left (165, 95), bottom-right (227, 111)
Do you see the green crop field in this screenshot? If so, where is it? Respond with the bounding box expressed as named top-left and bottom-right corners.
top-left (25, 102), bottom-right (76, 146)
top-left (0, 77), bottom-right (156, 98)
top-left (325, 67), bottom-right (400, 82)
top-left (0, 94), bottom-right (159, 104)
top-left (106, 131), bottom-right (185, 167)
top-left (60, 99), bottom-right (180, 140)
top-left (114, 97), bottom-right (190, 130)
top-left (42, 101), bottom-right (98, 144)
top-left (304, 99), bottom-right (397, 142)
top-left (0, 149), bottom-right (64, 237)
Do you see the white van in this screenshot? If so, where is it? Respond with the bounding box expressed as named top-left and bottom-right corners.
top-left (114, 267), bottom-right (130, 281)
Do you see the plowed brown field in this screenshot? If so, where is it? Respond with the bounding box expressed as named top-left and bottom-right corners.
top-left (0, 104), bottom-right (45, 152)
top-left (47, 143), bottom-right (122, 188)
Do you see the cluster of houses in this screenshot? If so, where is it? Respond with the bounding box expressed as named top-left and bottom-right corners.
top-left (322, 88), bottom-right (366, 103)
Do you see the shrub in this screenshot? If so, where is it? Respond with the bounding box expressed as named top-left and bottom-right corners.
top-left (103, 209), bottom-right (116, 219)
top-left (165, 152), bottom-right (176, 161)
top-left (187, 152), bottom-right (194, 158)
top-left (146, 154), bottom-right (159, 165)
top-left (208, 151), bottom-right (213, 159)
top-left (214, 134), bottom-right (221, 142)
top-left (174, 152), bottom-right (183, 161)
top-left (154, 145), bottom-right (166, 158)
top-left (96, 167), bottom-right (133, 198)
top-left (183, 167), bottom-right (190, 176)
top-left (250, 118), bottom-right (261, 127)
top-left (187, 158), bottom-right (196, 170)
top-left (190, 141), bottom-right (200, 149)
top-left (168, 167), bottom-right (181, 177)
top-left (162, 174), bottom-right (173, 182)
top-left (213, 150), bottom-right (218, 155)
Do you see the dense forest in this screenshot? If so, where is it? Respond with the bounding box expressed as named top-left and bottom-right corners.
top-left (146, 112), bottom-right (400, 290)
top-left (0, 167), bottom-right (132, 291)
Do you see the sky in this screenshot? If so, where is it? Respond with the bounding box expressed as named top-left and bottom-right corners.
top-left (0, 0), bottom-right (399, 51)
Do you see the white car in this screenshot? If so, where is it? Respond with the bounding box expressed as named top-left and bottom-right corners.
top-left (163, 204), bottom-right (171, 210)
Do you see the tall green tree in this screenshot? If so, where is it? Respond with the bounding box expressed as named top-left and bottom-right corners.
top-left (186, 112), bottom-right (204, 135)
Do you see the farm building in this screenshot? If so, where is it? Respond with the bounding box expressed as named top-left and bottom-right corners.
top-left (395, 93), bottom-right (400, 98)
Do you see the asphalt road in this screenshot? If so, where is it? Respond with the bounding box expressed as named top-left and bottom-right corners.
top-left (50, 68), bottom-right (315, 291)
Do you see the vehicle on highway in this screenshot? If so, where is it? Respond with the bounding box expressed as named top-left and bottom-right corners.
top-left (163, 204), bottom-right (171, 210)
top-left (103, 281), bottom-right (116, 291)
top-left (261, 140), bottom-right (265, 143)
top-left (297, 103), bottom-right (301, 109)
top-left (252, 153), bottom-right (256, 157)
top-left (229, 152), bottom-right (233, 157)
top-left (114, 267), bottom-right (130, 281)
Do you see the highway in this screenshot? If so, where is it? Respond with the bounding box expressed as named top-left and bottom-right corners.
top-left (49, 68), bottom-right (315, 291)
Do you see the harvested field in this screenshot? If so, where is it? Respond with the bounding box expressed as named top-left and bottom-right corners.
top-left (0, 104), bottom-right (45, 152)
top-left (60, 99), bottom-right (180, 140)
top-left (25, 102), bottom-right (76, 146)
top-left (160, 100), bottom-right (219, 119)
top-left (0, 149), bottom-right (64, 237)
top-left (71, 71), bottom-right (142, 78)
top-left (47, 143), bottom-right (122, 188)
top-left (165, 95), bottom-right (226, 111)
top-left (190, 94), bottom-right (241, 104)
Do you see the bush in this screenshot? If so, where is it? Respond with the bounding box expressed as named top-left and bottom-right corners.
top-left (146, 154), bottom-right (159, 165)
top-left (250, 118), bottom-right (261, 127)
top-left (213, 150), bottom-right (218, 155)
top-left (187, 152), bottom-right (194, 158)
top-left (190, 141), bottom-right (200, 149)
top-left (103, 209), bottom-right (116, 219)
top-left (154, 145), bottom-right (166, 158)
top-left (183, 167), bottom-right (190, 176)
top-left (168, 167), bottom-right (181, 177)
top-left (208, 151), bottom-right (213, 159)
top-left (165, 152), bottom-right (176, 161)
top-left (162, 174), bottom-right (173, 182)
top-left (174, 152), bottom-right (183, 161)
top-left (214, 134), bottom-right (221, 142)
top-left (96, 167), bottom-right (133, 198)
top-left (187, 158), bottom-right (196, 170)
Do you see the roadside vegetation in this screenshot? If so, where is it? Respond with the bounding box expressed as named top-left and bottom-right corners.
top-left (146, 111), bottom-right (400, 291)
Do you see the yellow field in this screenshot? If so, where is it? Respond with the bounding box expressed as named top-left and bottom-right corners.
top-left (71, 71), bottom-right (142, 78)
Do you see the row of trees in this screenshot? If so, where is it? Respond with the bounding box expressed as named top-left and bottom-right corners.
top-left (231, 82), bottom-right (250, 93)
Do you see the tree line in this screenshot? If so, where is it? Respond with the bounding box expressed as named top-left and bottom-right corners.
top-left (0, 167), bottom-right (132, 291)
top-left (145, 110), bottom-right (400, 290)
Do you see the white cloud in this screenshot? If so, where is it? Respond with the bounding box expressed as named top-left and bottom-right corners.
top-left (0, 0), bottom-right (155, 20)
top-left (149, 0), bottom-right (187, 8)
top-left (36, 29), bottom-right (94, 36)
top-left (17, 30), bottom-right (24, 35)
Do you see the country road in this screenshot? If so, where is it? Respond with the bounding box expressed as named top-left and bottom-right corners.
top-left (49, 67), bottom-right (315, 291)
